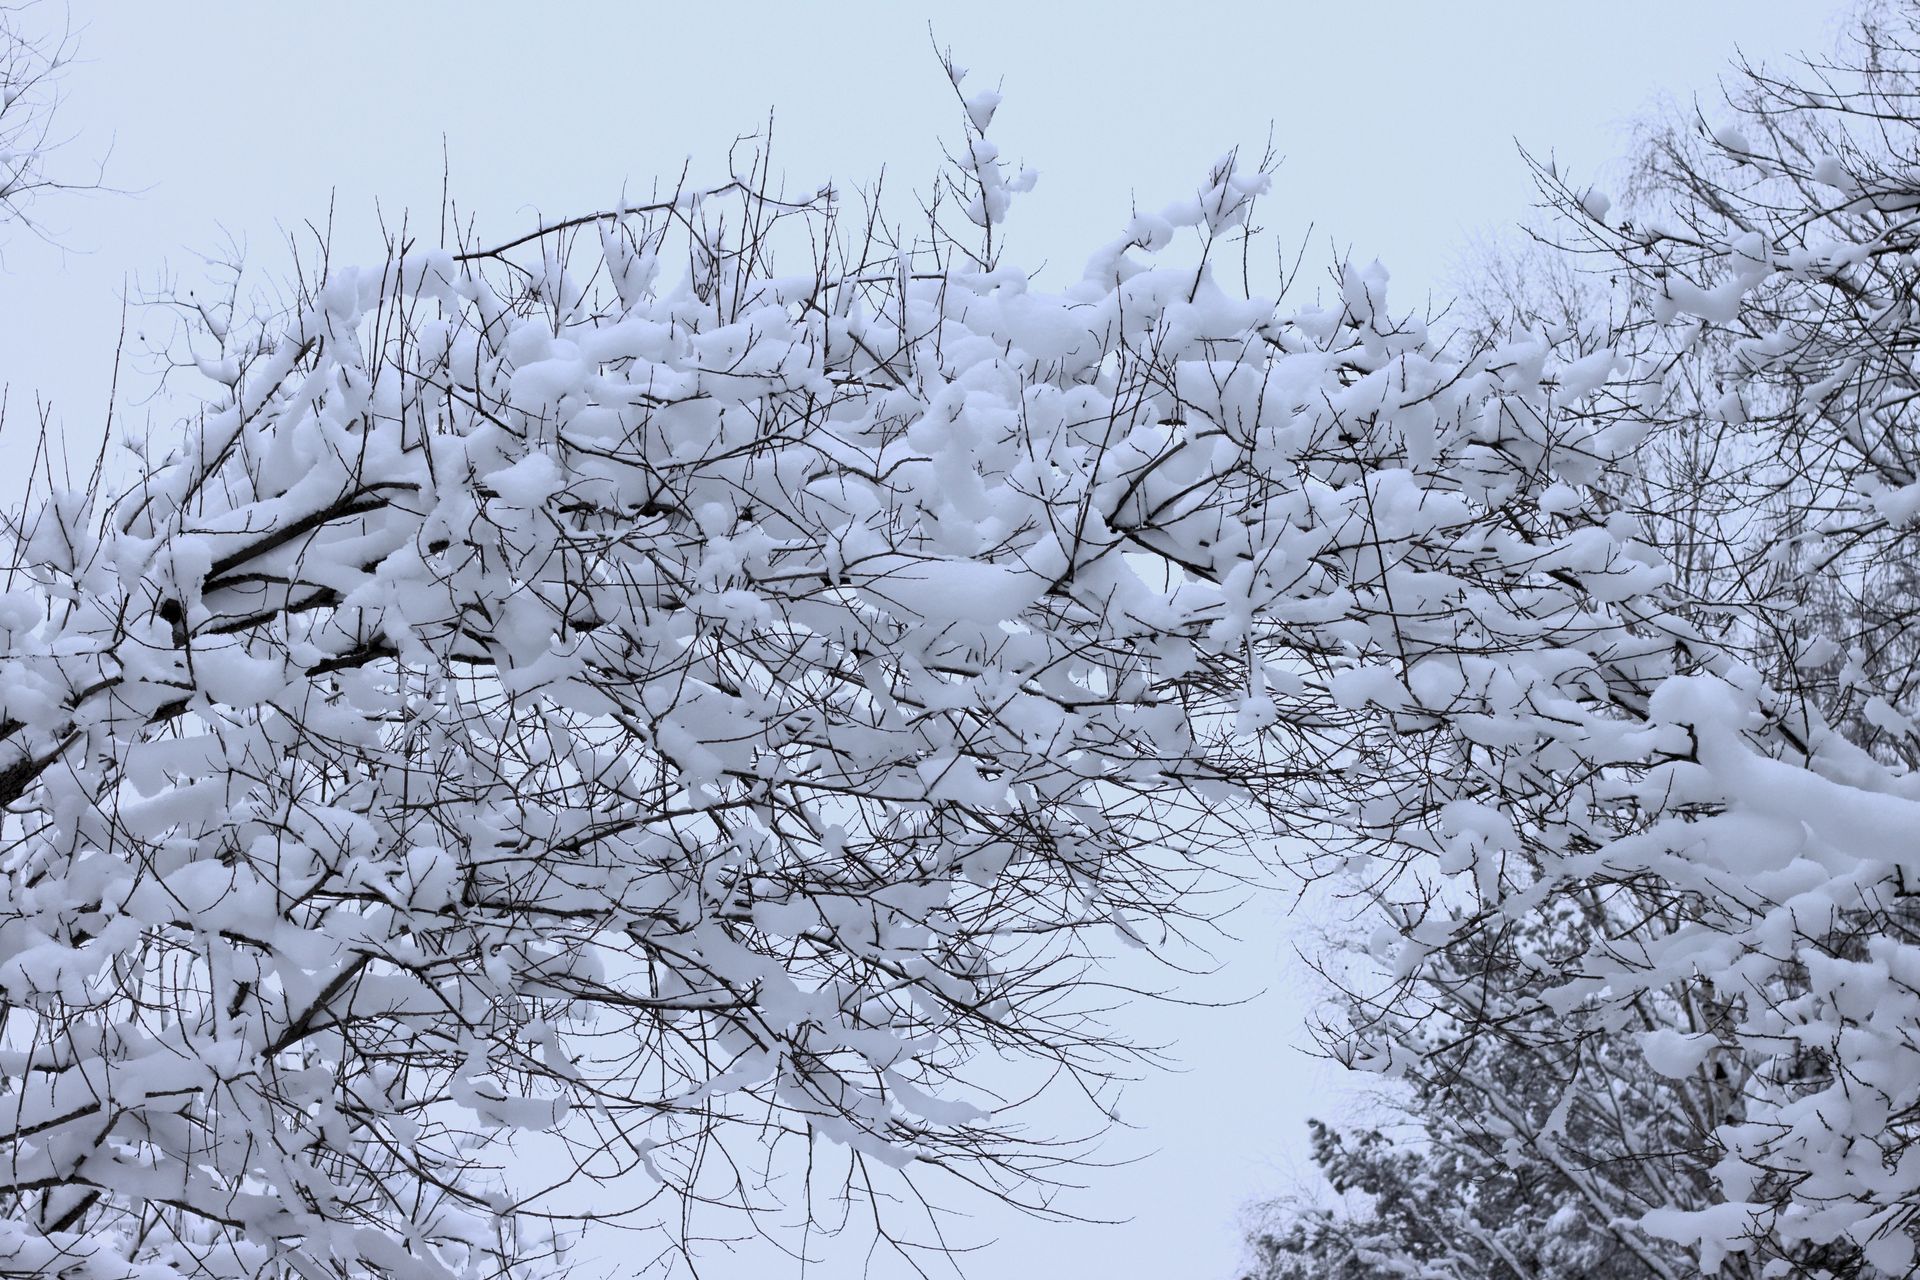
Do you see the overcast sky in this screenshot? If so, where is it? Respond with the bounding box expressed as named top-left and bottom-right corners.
top-left (0, 4), bottom-right (1850, 1278)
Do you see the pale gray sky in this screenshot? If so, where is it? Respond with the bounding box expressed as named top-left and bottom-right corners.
top-left (0, 4), bottom-right (1848, 1278)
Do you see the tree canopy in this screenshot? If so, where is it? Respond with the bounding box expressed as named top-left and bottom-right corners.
top-left (0, 53), bottom-right (1654, 1275)
top-left (16, 7), bottom-right (1920, 1279)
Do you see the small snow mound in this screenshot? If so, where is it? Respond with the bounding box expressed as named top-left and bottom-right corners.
top-left (1638, 1028), bottom-right (1717, 1078)
top-left (858, 555), bottom-right (1044, 626)
top-left (483, 453), bottom-right (564, 507)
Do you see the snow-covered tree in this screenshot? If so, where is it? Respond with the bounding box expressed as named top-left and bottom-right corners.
top-left (0, 53), bottom-right (1663, 1275)
top-left (1279, 7), bottom-right (1920, 1278)
top-left (1244, 1109), bottom-right (1673, 1280)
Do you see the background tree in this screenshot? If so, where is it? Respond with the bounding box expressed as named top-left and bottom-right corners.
top-left (1245, 898), bottom-right (1767, 1280)
top-left (0, 3), bottom-right (83, 249)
